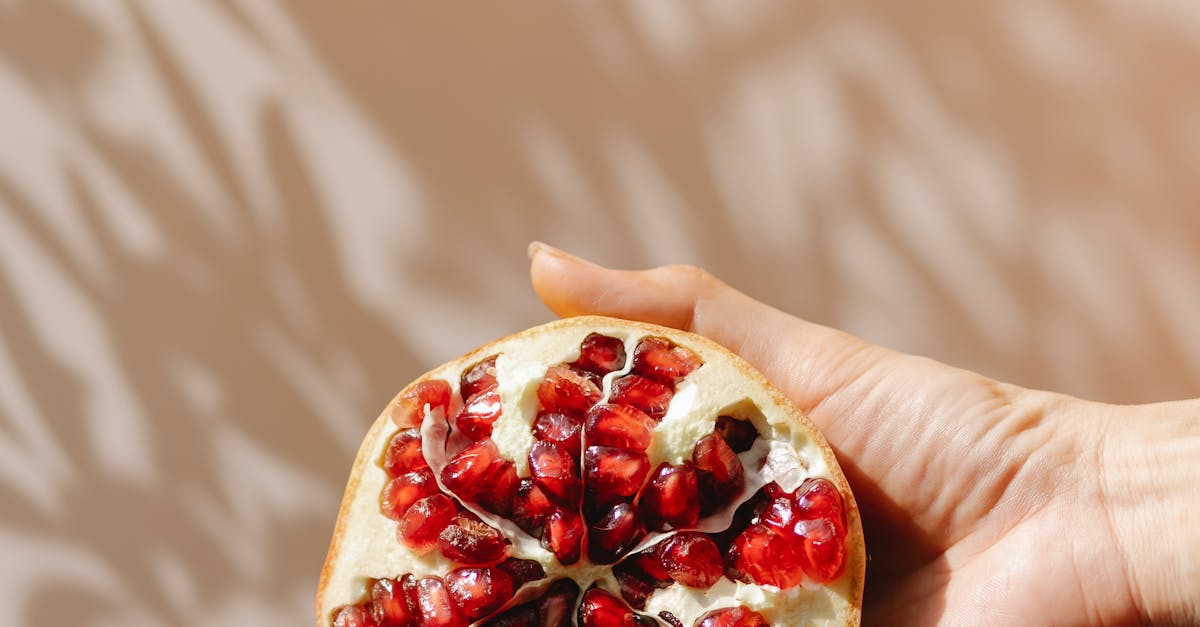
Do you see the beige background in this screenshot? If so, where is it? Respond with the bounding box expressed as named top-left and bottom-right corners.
top-left (2, 1), bottom-right (1200, 625)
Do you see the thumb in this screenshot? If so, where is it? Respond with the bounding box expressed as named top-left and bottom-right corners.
top-left (528, 241), bottom-right (888, 418)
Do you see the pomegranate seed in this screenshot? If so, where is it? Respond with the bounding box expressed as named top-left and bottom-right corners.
top-left (496, 557), bottom-right (546, 588)
top-left (630, 337), bottom-right (702, 385)
top-left (755, 495), bottom-right (799, 532)
top-left (381, 468), bottom-right (440, 520)
top-left (440, 438), bottom-right (519, 514)
top-left (528, 441), bottom-right (582, 507)
top-left (583, 446), bottom-right (651, 511)
top-left (393, 380), bottom-right (452, 428)
top-left (537, 364), bottom-right (602, 416)
top-left (795, 517), bottom-right (846, 583)
top-left (794, 477), bottom-right (847, 535)
top-left (460, 355), bottom-right (499, 401)
top-left (383, 429), bottom-right (428, 477)
top-left (695, 606), bottom-right (770, 627)
top-left (398, 493), bottom-right (457, 552)
top-left (574, 333), bottom-right (627, 375)
top-left (475, 459), bottom-right (520, 518)
top-left (400, 575), bottom-right (420, 617)
top-left (639, 463), bottom-right (700, 531)
top-left (726, 523), bottom-right (804, 589)
top-left (455, 390), bottom-right (502, 441)
top-left (512, 478), bottom-right (553, 536)
top-left (693, 434), bottom-right (745, 515)
top-left (713, 416), bottom-right (758, 453)
top-left (577, 587), bottom-right (639, 627)
top-left (657, 532), bottom-right (723, 587)
top-left (613, 569), bottom-right (657, 611)
top-left (533, 412), bottom-right (584, 459)
top-left (370, 578), bottom-right (414, 627)
top-left (588, 502), bottom-right (647, 564)
top-left (585, 404), bottom-right (656, 451)
top-left (613, 549), bottom-right (673, 608)
top-left (539, 579), bottom-right (581, 627)
top-left (542, 507), bottom-right (585, 565)
top-left (445, 567), bottom-right (515, 620)
top-left (415, 576), bottom-right (465, 627)
top-left (438, 516), bottom-right (507, 565)
top-left (621, 548), bottom-right (672, 583)
top-left (658, 611), bottom-right (684, 627)
top-left (332, 605), bottom-right (376, 627)
top-left (609, 375), bottom-right (673, 420)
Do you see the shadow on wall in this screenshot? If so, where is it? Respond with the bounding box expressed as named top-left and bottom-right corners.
top-left (1, 1), bottom-right (1200, 626)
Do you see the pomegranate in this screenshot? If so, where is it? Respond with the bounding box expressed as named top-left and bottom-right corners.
top-left (318, 317), bottom-right (864, 626)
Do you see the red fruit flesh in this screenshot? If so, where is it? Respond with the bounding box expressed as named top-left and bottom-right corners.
top-left (398, 494), bottom-right (457, 552)
top-left (578, 587), bottom-right (639, 627)
top-left (370, 578), bottom-right (414, 627)
top-left (795, 477), bottom-right (848, 536)
top-left (528, 441), bottom-right (582, 507)
top-left (574, 333), bottom-right (627, 375)
top-left (538, 364), bottom-right (602, 416)
top-left (440, 439), bottom-right (501, 492)
top-left (460, 356), bottom-right (499, 401)
top-left (584, 446), bottom-right (651, 511)
top-left (437, 517), bottom-right (507, 565)
top-left (474, 459), bottom-right (520, 518)
top-left (455, 390), bottom-right (503, 441)
top-left (415, 576), bottom-right (465, 627)
top-left (383, 429), bottom-right (428, 477)
top-left (695, 606), bottom-right (770, 627)
top-left (511, 479), bottom-right (553, 536)
top-left (538, 578), bottom-right (582, 627)
top-left (656, 532), bottom-right (723, 588)
top-left (588, 502), bottom-right (647, 564)
top-left (658, 611), bottom-right (684, 627)
top-left (630, 337), bottom-right (702, 385)
top-left (713, 416), bottom-right (758, 453)
top-left (533, 412), bottom-right (583, 458)
top-left (692, 434), bottom-right (745, 516)
top-left (333, 605), bottom-right (377, 627)
top-left (394, 380), bottom-right (452, 428)
top-left (726, 523), bottom-right (805, 589)
top-left (381, 469), bottom-right (440, 521)
top-left (795, 517), bottom-right (846, 584)
top-left (445, 567), bottom-right (515, 620)
top-left (495, 557), bottom-right (546, 588)
top-left (639, 463), bottom-right (700, 531)
top-left (608, 375), bottom-right (673, 420)
top-left (585, 404), bottom-right (656, 451)
top-left (542, 507), bottom-right (585, 565)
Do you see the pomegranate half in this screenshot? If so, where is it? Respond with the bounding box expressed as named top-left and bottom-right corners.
top-left (317, 316), bottom-right (865, 626)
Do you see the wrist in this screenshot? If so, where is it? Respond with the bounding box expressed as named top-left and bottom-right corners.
top-left (1098, 399), bottom-right (1200, 624)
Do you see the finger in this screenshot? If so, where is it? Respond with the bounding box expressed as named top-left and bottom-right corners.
top-left (528, 241), bottom-right (887, 416)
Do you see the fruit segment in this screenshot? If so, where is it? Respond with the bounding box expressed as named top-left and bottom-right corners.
top-left (324, 327), bottom-right (858, 627)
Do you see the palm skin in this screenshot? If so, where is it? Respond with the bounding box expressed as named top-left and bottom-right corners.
top-left (528, 244), bottom-right (1198, 626)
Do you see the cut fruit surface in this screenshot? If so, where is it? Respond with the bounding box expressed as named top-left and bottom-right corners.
top-left (318, 316), bottom-right (864, 627)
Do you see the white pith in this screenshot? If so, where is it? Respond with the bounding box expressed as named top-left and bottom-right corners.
top-left (318, 319), bottom-right (859, 626)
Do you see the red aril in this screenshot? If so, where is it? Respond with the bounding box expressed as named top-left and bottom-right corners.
top-left (585, 403), bottom-right (656, 451)
top-left (437, 516), bottom-right (507, 566)
top-left (383, 429), bottom-right (428, 477)
top-left (639, 463), bottom-right (700, 531)
top-left (444, 567), bottom-right (515, 620)
top-left (319, 318), bottom-right (863, 627)
top-left (656, 532), bottom-right (723, 588)
top-left (369, 578), bottom-right (412, 627)
top-left (398, 493), bottom-right (457, 552)
top-left (460, 356), bottom-right (498, 401)
top-left (532, 412), bottom-right (583, 459)
top-left (696, 606), bottom-right (770, 627)
top-left (454, 390), bottom-right (502, 441)
top-left (608, 375), bottom-right (673, 420)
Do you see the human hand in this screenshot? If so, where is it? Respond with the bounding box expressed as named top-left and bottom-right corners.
top-left (528, 243), bottom-right (1199, 626)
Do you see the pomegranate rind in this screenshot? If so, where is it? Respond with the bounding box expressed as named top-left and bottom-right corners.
top-left (317, 316), bottom-right (865, 626)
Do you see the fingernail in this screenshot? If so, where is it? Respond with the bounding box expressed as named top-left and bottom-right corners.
top-left (528, 241), bottom-right (560, 260)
